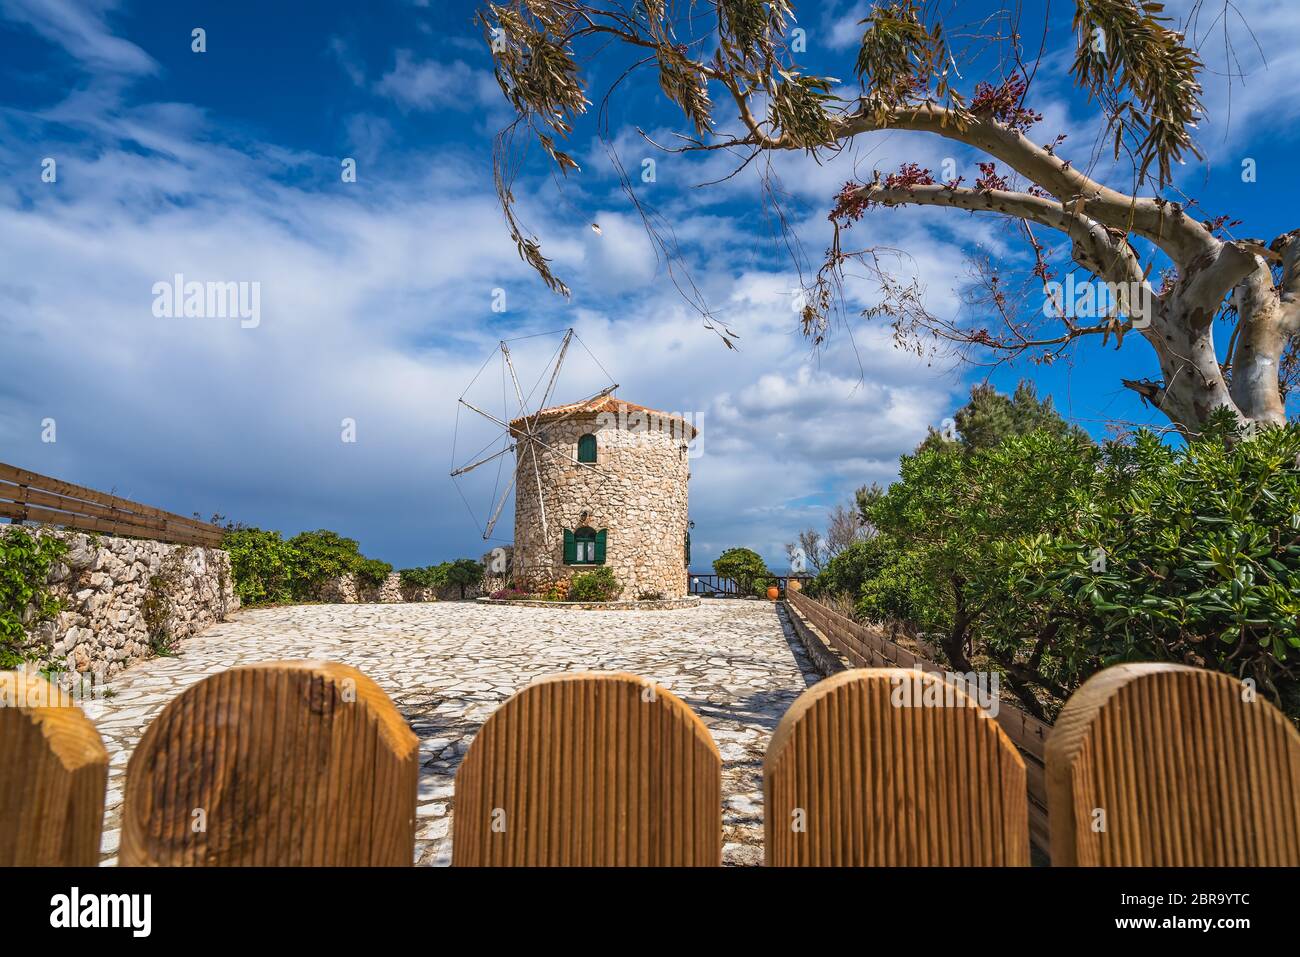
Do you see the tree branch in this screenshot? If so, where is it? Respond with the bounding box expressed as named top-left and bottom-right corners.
top-left (1275, 231), bottom-right (1300, 332)
top-left (833, 104), bottom-right (1216, 265)
top-left (845, 181), bottom-right (1144, 287)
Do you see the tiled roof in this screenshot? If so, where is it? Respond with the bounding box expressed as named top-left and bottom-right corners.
top-left (509, 395), bottom-right (697, 438)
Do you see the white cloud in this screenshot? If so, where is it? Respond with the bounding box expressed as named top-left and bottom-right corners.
top-left (374, 50), bottom-right (498, 112)
top-left (823, 2), bottom-right (869, 52)
top-left (0, 0), bottom-right (155, 75)
top-left (1, 12), bottom-right (974, 570)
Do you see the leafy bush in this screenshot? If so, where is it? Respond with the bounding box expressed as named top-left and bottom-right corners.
top-left (809, 537), bottom-right (890, 599)
top-left (1005, 415), bottom-right (1300, 719)
top-left (0, 529), bottom-right (67, 669)
top-left (287, 529), bottom-right (366, 598)
top-left (569, 566), bottom-right (619, 601)
top-left (713, 547), bottom-right (771, 597)
top-left (355, 558), bottom-right (393, 588)
top-left (442, 558), bottom-right (484, 599)
top-left (399, 566), bottom-right (445, 589)
top-left (859, 429), bottom-right (1096, 675)
top-left (225, 526), bottom-right (394, 605)
top-left (820, 409), bottom-right (1300, 723)
top-left (222, 527), bottom-right (297, 606)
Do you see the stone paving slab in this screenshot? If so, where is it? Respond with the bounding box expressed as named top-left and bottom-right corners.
top-left (80, 598), bottom-right (820, 866)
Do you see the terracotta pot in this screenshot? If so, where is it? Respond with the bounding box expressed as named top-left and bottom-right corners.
top-left (766, 586), bottom-right (780, 601)
top-left (787, 580), bottom-right (802, 593)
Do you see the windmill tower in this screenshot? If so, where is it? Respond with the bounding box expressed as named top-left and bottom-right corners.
top-left (451, 329), bottom-right (695, 599)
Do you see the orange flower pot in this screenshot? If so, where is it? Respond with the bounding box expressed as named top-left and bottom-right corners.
top-left (766, 586), bottom-right (780, 601)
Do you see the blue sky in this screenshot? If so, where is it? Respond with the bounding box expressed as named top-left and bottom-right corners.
top-left (1, 0), bottom-right (1297, 570)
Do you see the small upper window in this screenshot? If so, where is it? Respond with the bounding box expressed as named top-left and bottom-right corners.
top-left (577, 433), bottom-right (597, 463)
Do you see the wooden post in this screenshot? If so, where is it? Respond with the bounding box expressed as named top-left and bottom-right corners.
top-left (0, 671), bottom-right (108, 865)
top-left (454, 672), bottom-right (722, 866)
top-left (1047, 662), bottom-right (1300, 865)
top-left (121, 660), bottom-right (418, 866)
top-left (765, 668), bottom-right (1029, 865)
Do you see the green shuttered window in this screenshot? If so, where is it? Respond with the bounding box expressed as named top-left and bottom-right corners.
top-left (566, 526), bottom-right (605, 565)
top-left (577, 433), bottom-right (597, 463)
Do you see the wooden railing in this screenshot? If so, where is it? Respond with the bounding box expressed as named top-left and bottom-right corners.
top-left (787, 587), bottom-right (1053, 852)
top-left (4, 660), bottom-right (1296, 867)
top-left (0, 462), bottom-right (225, 548)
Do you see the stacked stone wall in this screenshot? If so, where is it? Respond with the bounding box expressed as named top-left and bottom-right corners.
top-left (317, 572), bottom-right (478, 603)
top-left (2, 526), bottom-right (238, 684)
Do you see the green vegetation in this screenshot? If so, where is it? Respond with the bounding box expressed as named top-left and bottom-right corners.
top-left (811, 387), bottom-right (1300, 722)
top-left (569, 566), bottom-right (619, 602)
top-left (287, 530), bottom-right (371, 596)
top-left (398, 566), bottom-right (442, 589)
top-left (713, 547), bottom-right (772, 597)
top-left (0, 529), bottom-right (67, 669)
top-left (355, 557), bottom-right (394, 588)
top-left (223, 527), bottom-right (298, 605)
top-left (443, 558), bottom-right (485, 599)
top-left (141, 549), bottom-right (185, 657)
top-left (224, 526), bottom-right (395, 605)
top-left (396, 560), bottom-right (485, 598)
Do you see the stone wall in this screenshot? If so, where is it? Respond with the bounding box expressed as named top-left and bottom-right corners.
top-left (478, 595), bottom-right (700, 611)
top-left (3, 526), bottom-right (238, 684)
top-left (513, 405), bottom-right (692, 599)
top-left (318, 572), bottom-right (479, 603)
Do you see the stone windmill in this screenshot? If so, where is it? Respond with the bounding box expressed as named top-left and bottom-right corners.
top-left (450, 328), bottom-right (616, 544)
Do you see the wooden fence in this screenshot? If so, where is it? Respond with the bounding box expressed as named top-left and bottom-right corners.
top-left (1048, 663), bottom-right (1300, 866)
top-left (453, 672), bottom-right (721, 866)
top-left (0, 672), bottom-right (107, 866)
top-left (122, 661), bottom-right (418, 866)
top-left (787, 587), bottom-right (1053, 852)
top-left (766, 668), bottom-right (1029, 866)
top-left (0, 462), bottom-right (226, 548)
top-left (2, 660), bottom-right (1296, 867)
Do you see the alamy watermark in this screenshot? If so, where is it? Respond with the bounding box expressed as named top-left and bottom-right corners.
top-left (152, 274), bottom-right (260, 328)
top-left (1042, 275), bottom-right (1154, 328)
top-left (890, 665), bottom-right (1001, 718)
top-left (594, 402), bottom-right (704, 458)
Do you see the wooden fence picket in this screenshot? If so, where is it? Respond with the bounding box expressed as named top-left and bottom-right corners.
top-left (765, 668), bottom-right (1029, 866)
top-left (121, 660), bottom-right (418, 866)
top-left (787, 589), bottom-right (1053, 852)
top-left (453, 671), bottom-right (721, 866)
top-left (0, 671), bottom-right (108, 866)
top-left (1047, 663), bottom-right (1300, 866)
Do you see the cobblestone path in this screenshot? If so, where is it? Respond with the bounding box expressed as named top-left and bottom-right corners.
top-left (82, 599), bottom-right (819, 866)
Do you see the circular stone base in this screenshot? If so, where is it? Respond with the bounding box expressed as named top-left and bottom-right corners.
top-left (477, 595), bottom-right (701, 611)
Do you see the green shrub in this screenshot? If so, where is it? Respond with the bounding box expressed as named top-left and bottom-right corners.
top-left (355, 558), bottom-right (393, 588)
top-left (223, 527), bottom-right (297, 605)
top-left (713, 547), bottom-right (771, 597)
top-left (570, 566), bottom-right (619, 601)
top-left (1005, 416), bottom-right (1300, 719)
top-left (398, 566), bottom-right (445, 589)
top-left (286, 529), bottom-right (366, 599)
top-left (225, 526), bottom-right (393, 605)
top-left (809, 538), bottom-right (890, 599)
top-left (829, 409), bottom-right (1300, 723)
top-left (0, 529), bottom-right (67, 669)
top-left (442, 558), bottom-right (484, 599)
